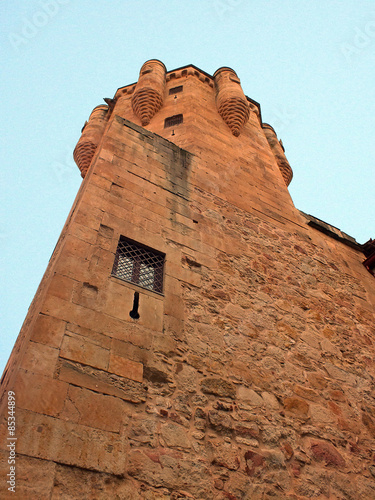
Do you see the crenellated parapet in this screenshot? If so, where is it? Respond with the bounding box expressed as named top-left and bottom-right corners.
top-left (166, 67), bottom-right (214, 87)
top-left (115, 65), bottom-right (214, 101)
top-left (213, 67), bottom-right (250, 137)
top-left (73, 105), bottom-right (109, 178)
top-left (262, 123), bottom-right (293, 186)
top-left (131, 59), bottom-right (166, 126)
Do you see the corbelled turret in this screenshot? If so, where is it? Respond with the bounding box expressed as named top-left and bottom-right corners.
top-left (73, 105), bottom-right (109, 178)
top-left (131, 59), bottom-right (167, 126)
top-left (213, 66), bottom-right (250, 137)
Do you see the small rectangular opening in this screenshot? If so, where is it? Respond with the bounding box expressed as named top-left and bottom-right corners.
top-left (164, 114), bottom-right (183, 128)
top-left (169, 85), bottom-right (183, 95)
top-left (112, 236), bottom-right (165, 293)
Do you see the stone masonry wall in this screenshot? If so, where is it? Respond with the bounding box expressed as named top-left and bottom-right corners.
top-left (1, 65), bottom-right (375, 499)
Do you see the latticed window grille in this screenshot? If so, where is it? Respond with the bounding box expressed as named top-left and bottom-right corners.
top-left (169, 85), bottom-right (183, 95)
top-left (112, 237), bottom-right (165, 293)
top-left (164, 114), bottom-right (183, 128)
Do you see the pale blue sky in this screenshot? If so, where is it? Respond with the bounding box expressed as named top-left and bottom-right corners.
top-left (1, 0), bottom-right (374, 374)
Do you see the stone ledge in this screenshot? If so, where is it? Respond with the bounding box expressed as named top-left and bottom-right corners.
top-left (300, 211), bottom-right (360, 249)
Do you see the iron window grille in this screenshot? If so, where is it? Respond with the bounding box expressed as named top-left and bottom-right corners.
top-left (112, 237), bottom-right (165, 293)
top-left (169, 85), bottom-right (183, 95)
top-left (164, 114), bottom-right (183, 128)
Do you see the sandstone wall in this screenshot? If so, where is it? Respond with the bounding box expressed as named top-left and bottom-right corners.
top-left (1, 65), bottom-right (374, 499)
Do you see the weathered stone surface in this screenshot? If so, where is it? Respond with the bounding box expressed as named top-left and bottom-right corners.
top-left (15, 370), bottom-right (68, 417)
top-left (244, 449), bottom-right (266, 476)
top-left (174, 363), bottom-right (199, 393)
top-left (160, 422), bottom-right (191, 449)
top-left (310, 439), bottom-right (346, 467)
top-left (212, 441), bottom-right (240, 471)
top-left (129, 416), bottom-right (158, 446)
top-left (58, 359), bottom-right (147, 403)
top-left (30, 313), bottom-right (66, 348)
top-left (60, 331), bottom-right (109, 371)
top-left (60, 385), bottom-right (127, 432)
top-left (108, 353), bottom-right (143, 382)
top-left (127, 449), bottom-right (211, 495)
top-left (16, 409), bottom-right (125, 474)
top-left (201, 377), bottom-right (236, 399)
top-left (233, 422), bottom-right (259, 438)
top-left (238, 386), bottom-right (264, 406)
top-left (52, 463), bottom-right (142, 499)
top-left (0, 452), bottom-right (55, 500)
top-left (283, 397), bottom-right (310, 418)
top-left (1, 61), bottom-right (375, 499)
top-left (20, 341), bottom-right (59, 378)
top-left (261, 391), bottom-right (279, 409)
top-left (208, 410), bottom-right (232, 434)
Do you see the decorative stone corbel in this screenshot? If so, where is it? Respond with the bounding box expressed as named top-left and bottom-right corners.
top-left (213, 67), bottom-right (250, 137)
top-left (73, 105), bottom-right (108, 178)
top-left (131, 59), bottom-right (167, 126)
top-left (262, 123), bottom-right (293, 186)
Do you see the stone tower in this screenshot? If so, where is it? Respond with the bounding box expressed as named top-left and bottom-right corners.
top-left (1, 60), bottom-right (375, 499)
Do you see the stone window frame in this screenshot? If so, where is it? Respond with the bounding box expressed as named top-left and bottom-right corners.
top-left (111, 236), bottom-right (165, 294)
